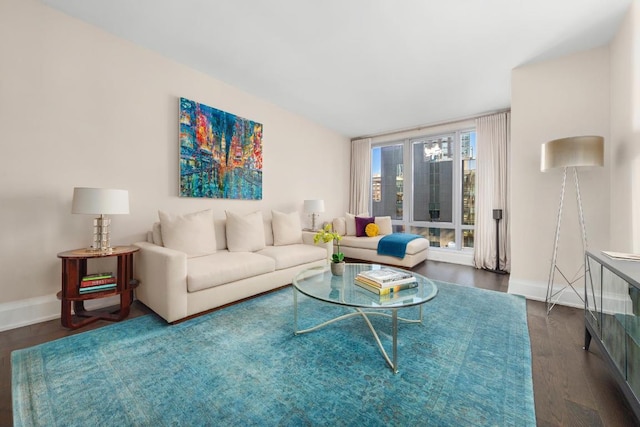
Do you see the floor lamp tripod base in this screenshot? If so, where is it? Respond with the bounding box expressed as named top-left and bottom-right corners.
top-left (545, 166), bottom-right (588, 315)
top-left (545, 266), bottom-right (585, 315)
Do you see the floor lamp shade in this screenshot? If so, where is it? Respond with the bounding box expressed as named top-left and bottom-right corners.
top-left (541, 136), bottom-right (604, 171)
top-left (72, 188), bottom-right (130, 253)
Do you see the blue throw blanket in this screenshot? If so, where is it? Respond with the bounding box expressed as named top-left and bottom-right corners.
top-left (377, 233), bottom-right (422, 258)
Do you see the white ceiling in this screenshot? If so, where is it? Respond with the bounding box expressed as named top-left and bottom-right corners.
top-left (41, 0), bottom-right (632, 138)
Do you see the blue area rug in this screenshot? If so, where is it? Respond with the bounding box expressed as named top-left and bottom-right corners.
top-left (13, 281), bottom-right (535, 426)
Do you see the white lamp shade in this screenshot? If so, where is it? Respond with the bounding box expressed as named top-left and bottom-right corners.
top-left (541, 135), bottom-right (604, 172)
top-left (303, 199), bottom-right (325, 213)
top-left (72, 187), bottom-right (130, 215)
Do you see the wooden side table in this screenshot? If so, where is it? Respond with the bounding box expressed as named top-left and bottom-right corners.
top-left (57, 246), bottom-right (139, 329)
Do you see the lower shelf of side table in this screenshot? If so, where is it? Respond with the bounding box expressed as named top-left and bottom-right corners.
top-left (56, 282), bottom-right (139, 329)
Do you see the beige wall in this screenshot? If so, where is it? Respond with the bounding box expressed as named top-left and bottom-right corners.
top-left (509, 47), bottom-right (611, 305)
top-left (610, 0), bottom-right (640, 252)
top-left (0, 0), bottom-right (350, 321)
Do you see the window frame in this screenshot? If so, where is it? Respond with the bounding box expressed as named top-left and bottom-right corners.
top-left (370, 127), bottom-right (476, 252)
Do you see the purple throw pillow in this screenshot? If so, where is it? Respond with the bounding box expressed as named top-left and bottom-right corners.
top-left (355, 216), bottom-right (375, 237)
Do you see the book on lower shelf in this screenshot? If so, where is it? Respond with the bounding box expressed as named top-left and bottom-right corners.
top-left (81, 272), bottom-right (116, 288)
top-left (78, 283), bottom-right (117, 294)
top-left (82, 272), bottom-right (114, 281)
top-left (80, 277), bottom-right (117, 288)
top-left (354, 279), bottom-right (418, 295)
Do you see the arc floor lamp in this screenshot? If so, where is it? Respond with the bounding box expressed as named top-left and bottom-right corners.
top-left (542, 135), bottom-right (604, 314)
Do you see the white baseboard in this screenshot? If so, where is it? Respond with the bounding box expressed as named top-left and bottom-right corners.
top-left (508, 277), bottom-right (584, 309)
top-left (0, 295), bottom-right (120, 332)
top-left (427, 249), bottom-right (474, 267)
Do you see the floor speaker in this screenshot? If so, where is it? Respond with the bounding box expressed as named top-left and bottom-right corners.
top-left (486, 209), bottom-right (507, 274)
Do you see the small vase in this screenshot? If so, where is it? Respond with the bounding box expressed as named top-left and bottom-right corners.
top-left (330, 262), bottom-right (345, 276)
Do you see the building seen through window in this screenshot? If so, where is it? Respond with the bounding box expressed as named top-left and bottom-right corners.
top-left (371, 130), bottom-right (476, 251)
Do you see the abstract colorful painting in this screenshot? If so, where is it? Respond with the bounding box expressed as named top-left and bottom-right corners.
top-left (179, 97), bottom-right (263, 199)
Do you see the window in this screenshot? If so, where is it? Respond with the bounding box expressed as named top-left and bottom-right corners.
top-left (371, 144), bottom-right (404, 220)
top-left (371, 130), bottom-right (476, 251)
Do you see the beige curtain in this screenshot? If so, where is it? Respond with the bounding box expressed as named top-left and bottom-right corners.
top-left (474, 112), bottom-right (510, 271)
top-left (349, 138), bottom-right (371, 214)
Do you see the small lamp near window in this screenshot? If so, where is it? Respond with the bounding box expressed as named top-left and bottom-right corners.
top-left (303, 199), bottom-right (325, 231)
top-left (72, 187), bottom-right (130, 254)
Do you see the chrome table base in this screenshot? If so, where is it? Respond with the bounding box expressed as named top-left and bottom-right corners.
top-left (293, 288), bottom-right (423, 374)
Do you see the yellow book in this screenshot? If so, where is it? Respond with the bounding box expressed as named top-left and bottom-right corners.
top-left (355, 273), bottom-right (416, 288)
top-left (357, 268), bottom-right (413, 285)
top-left (354, 279), bottom-right (417, 295)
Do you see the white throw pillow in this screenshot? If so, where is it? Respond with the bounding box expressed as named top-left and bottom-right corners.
top-left (158, 209), bottom-right (216, 258)
top-left (375, 216), bottom-right (393, 235)
top-left (272, 211), bottom-right (303, 246)
top-left (345, 212), bottom-right (369, 236)
top-left (225, 211), bottom-right (266, 252)
top-left (332, 217), bottom-right (347, 236)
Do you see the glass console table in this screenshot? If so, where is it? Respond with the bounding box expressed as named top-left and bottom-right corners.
top-left (585, 250), bottom-right (640, 421)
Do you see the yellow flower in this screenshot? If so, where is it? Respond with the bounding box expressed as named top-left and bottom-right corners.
top-left (313, 223), bottom-right (344, 263)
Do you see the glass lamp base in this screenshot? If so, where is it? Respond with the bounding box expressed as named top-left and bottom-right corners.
top-left (90, 215), bottom-right (112, 254)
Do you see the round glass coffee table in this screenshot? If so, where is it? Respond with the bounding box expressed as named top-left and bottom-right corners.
top-left (292, 263), bottom-right (438, 374)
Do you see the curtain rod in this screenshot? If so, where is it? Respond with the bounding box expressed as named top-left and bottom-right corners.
top-left (352, 108), bottom-right (511, 141)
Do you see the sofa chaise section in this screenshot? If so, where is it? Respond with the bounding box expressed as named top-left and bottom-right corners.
top-left (331, 215), bottom-right (429, 268)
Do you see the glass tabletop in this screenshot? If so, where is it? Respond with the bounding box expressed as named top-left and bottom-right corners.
top-left (292, 263), bottom-right (438, 309)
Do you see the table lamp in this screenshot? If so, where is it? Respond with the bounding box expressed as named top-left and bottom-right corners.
top-left (541, 135), bottom-right (604, 314)
top-left (304, 199), bottom-right (325, 231)
top-left (72, 187), bottom-right (130, 253)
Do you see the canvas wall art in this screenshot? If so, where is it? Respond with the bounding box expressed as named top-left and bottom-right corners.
top-left (179, 97), bottom-right (263, 199)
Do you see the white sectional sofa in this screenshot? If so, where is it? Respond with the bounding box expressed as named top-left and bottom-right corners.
top-left (331, 215), bottom-right (429, 269)
top-left (134, 209), bottom-right (329, 323)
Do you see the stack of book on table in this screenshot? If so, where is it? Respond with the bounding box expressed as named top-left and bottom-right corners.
top-left (79, 272), bottom-right (117, 294)
top-left (354, 268), bottom-right (417, 295)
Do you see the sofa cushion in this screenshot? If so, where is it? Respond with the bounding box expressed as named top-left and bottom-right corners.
top-left (225, 211), bottom-right (266, 252)
top-left (152, 222), bottom-right (163, 246)
top-left (158, 209), bottom-right (216, 258)
top-left (345, 212), bottom-right (369, 236)
top-left (405, 236), bottom-right (430, 254)
top-left (333, 217), bottom-right (347, 236)
top-left (272, 211), bottom-right (303, 246)
top-left (186, 251), bottom-right (275, 292)
top-left (214, 219), bottom-right (227, 250)
top-left (340, 235), bottom-right (383, 250)
top-left (263, 218), bottom-right (274, 246)
top-left (257, 244), bottom-right (326, 270)
top-left (355, 216), bottom-right (375, 237)
top-left (375, 216), bottom-right (393, 235)
top-left (153, 219), bottom-right (229, 248)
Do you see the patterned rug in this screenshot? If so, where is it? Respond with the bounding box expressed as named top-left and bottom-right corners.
top-left (12, 281), bottom-right (535, 426)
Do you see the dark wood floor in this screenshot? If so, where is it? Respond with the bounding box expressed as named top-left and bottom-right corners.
top-left (1, 261), bottom-right (638, 426)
